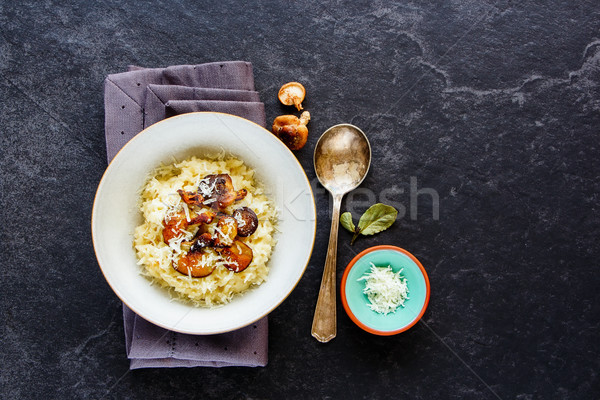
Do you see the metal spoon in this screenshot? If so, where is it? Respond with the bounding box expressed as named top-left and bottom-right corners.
top-left (311, 124), bottom-right (371, 342)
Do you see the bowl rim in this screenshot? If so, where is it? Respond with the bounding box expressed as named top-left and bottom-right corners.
top-left (340, 245), bottom-right (430, 336)
top-left (91, 112), bottom-right (317, 334)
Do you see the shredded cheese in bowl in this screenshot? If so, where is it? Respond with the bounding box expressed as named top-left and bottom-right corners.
top-left (358, 263), bottom-right (409, 315)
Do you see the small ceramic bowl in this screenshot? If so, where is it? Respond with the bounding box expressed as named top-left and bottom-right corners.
top-left (341, 245), bottom-right (430, 336)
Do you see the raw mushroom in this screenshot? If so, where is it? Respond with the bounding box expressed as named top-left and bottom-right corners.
top-left (272, 111), bottom-right (311, 150)
top-left (232, 207), bottom-right (258, 237)
top-left (278, 82), bottom-right (306, 111)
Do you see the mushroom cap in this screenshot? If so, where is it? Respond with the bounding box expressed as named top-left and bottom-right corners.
top-left (278, 82), bottom-right (306, 110)
top-left (233, 207), bottom-right (259, 237)
top-left (272, 114), bottom-right (309, 150)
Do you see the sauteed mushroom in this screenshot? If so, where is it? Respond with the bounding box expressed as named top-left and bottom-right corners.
top-left (213, 215), bottom-right (238, 247)
top-left (218, 240), bottom-right (254, 272)
top-left (188, 210), bottom-right (215, 225)
top-left (162, 210), bottom-right (187, 243)
top-left (178, 189), bottom-right (204, 206)
top-left (232, 207), bottom-right (258, 237)
top-left (174, 249), bottom-right (216, 277)
top-left (189, 232), bottom-right (215, 253)
top-left (199, 174), bottom-right (248, 210)
top-left (162, 209), bottom-right (215, 244)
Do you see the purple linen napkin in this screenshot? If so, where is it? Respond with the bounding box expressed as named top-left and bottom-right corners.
top-left (123, 308), bottom-right (267, 369)
top-left (104, 61), bottom-right (254, 161)
top-left (104, 61), bottom-right (268, 369)
top-left (144, 84), bottom-right (261, 127)
top-left (164, 100), bottom-right (266, 127)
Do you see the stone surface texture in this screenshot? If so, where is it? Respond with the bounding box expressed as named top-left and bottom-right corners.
top-left (1, 1), bottom-right (599, 399)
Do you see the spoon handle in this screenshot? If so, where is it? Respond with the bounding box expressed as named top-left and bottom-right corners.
top-left (311, 193), bottom-right (343, 343)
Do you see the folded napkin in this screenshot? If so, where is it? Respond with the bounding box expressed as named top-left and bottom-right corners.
top-left (104, 61), bottom-right (268, 369)
top-left (104, 61), bottom-right (256, 161)
top-left (144, 84), bottom-right (262, 127)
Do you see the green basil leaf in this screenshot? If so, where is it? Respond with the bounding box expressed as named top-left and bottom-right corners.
top-left (357, 203), bottom-right (398, 236)
top-left (340, 212), bottom-right (356, 233)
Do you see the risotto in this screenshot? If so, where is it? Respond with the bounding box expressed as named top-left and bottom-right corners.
top-left (133, 155), bottom-right (277, 307)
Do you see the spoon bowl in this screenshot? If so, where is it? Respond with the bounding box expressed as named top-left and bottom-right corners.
top-left (311, 124), bottom-right (371, 342)
top-left (314, 124), bottom-right (371, 193)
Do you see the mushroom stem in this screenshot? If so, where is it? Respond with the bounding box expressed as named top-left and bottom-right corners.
top-left (299, 111), bottom-right (311, 125)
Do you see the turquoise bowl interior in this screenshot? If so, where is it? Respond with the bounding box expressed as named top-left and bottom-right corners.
top-left (342, 247), bottom-right (430, 335)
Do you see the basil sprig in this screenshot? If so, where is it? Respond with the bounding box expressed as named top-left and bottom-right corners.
top-left (340, 203), bottom-right (398, 245)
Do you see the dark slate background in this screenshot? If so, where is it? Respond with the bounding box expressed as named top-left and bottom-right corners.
top-left (1, 1), bottom-right (599, 399)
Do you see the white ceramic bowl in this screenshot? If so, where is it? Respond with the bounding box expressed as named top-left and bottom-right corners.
top-left (92, 112), bottom-right (316, 334)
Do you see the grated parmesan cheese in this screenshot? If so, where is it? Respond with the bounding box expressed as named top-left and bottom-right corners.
top-left (198, 177), bottom-right (216, 197)
top-left (182, 203), bottom-right (191, 222)
top-left (358, 263), bottom-right (409, 315)
top-left (234, 214), bottom-right (246, 227)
